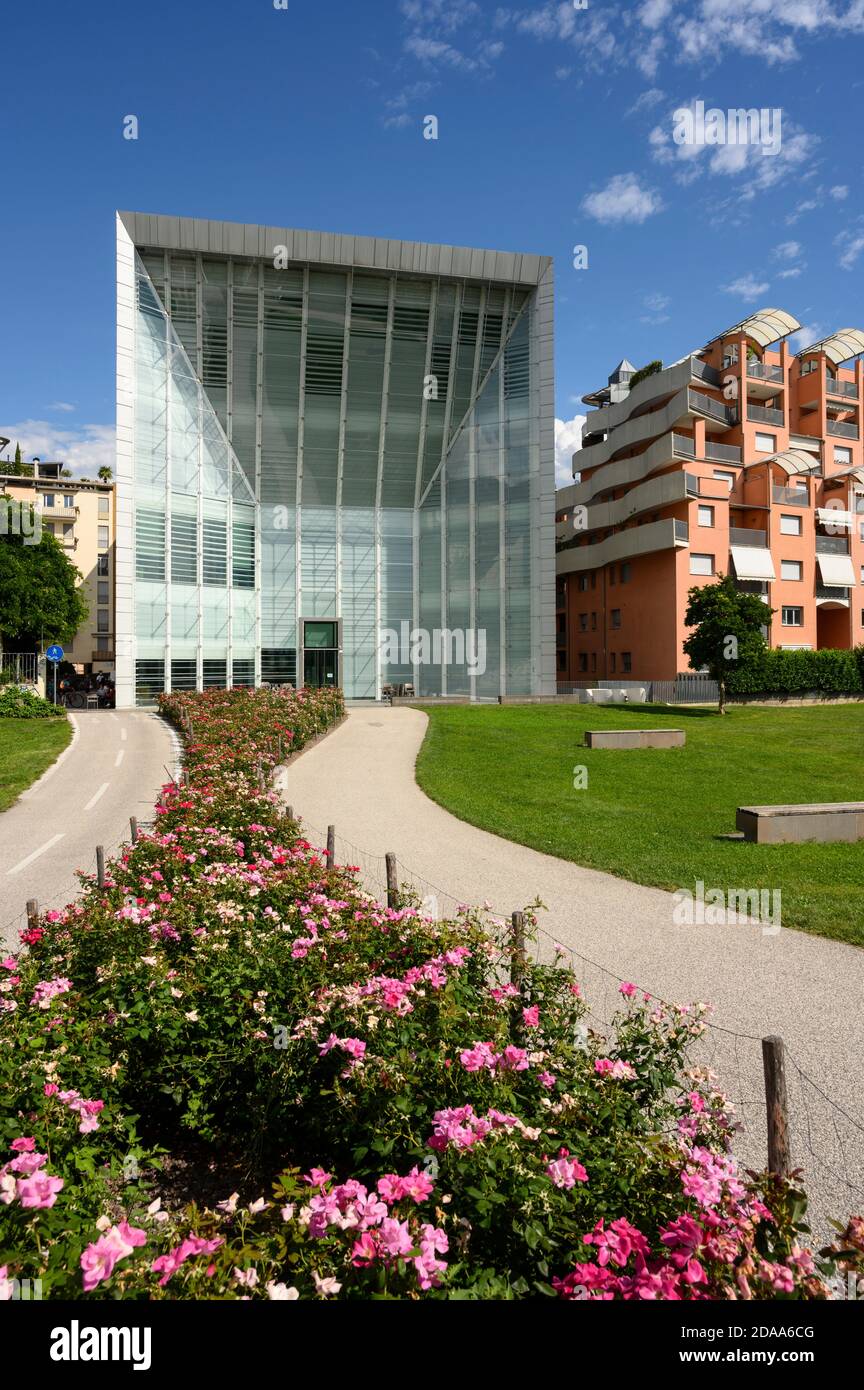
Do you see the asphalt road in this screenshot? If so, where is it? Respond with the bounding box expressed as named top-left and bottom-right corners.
top-left (0, 710), bottom-right (177, 952)
top-left (280, 706), bottom-right (864, 1242)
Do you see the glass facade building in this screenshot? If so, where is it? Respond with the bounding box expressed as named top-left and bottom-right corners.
top-left (115, 213), bottom-right (555, 706)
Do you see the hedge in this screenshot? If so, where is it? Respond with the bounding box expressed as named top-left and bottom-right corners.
top-left (728, 646), bottom-right (864, 697)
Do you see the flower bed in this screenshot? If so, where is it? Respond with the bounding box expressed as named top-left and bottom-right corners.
top-left (0, 685), bottom-right (859, 1300)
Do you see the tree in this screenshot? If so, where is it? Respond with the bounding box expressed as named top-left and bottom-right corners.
top-left (5, 443), bottom-right (34, 479)
top-left (97, 465), bottom-right (113, 482)
top-left (682, 574), bottom-right (772, 714)
top-left (0, 499), bottom-right (89, 650)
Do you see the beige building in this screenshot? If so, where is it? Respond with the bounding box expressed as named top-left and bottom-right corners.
top-left (0, 462), bottom-right (115, 674)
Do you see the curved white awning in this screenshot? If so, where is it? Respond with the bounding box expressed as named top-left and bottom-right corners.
top-left (797, 329), bottom-right (864, 367)
top-left (713, 308), bottom-right (801, 349)
top-left (817, 554), bottom-right (856, 586)
top-left (744, 448), bottom-right (819, 476)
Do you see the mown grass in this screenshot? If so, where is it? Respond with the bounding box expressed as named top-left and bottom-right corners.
top-left (0, 718), bottom-right (71, 813)
top-left (414, 702), bottom-right (864, 947)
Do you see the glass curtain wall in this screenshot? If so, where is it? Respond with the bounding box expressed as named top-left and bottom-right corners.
top-left (130, 249), bottom-right (537, 704)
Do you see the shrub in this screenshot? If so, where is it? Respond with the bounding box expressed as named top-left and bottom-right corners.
top-left (0, 686), bottom-right (64, 718)
top-left (0, 686), bottom-right (857, 1300)
top-left (728, 646), bottom-right (863, 698)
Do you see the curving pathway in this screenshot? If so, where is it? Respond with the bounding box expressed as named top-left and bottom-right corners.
top-left (280, 705), bottom-right (864, 1237)
top-left (0, 710), bottom-right (177, 952)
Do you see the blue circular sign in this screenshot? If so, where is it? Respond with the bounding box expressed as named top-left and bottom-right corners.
top-left (46, 645), bottom-right (64, 663)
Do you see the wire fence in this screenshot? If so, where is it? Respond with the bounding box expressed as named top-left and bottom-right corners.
top-left (301, 816), bottom-right (864, 1248)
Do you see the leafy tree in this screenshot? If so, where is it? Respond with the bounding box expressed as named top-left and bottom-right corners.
top-left (97, 465), bottom-right (113, 482)
top-left (0, 498), bottom-right (88, 650)
top-left (683, 573), bottom-right (772, 714)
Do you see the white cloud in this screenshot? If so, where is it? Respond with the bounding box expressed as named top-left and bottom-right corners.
top-left (838, 233), bottom-right (864, 271)
top-left (830, 184), bottom-right (849, 200)
top-left (774, 240), bottom-right (801, 260)
top-left (48, 401), bottom-right (76, 413)
top-left (786, 197), bottom-right (818, 224)
top-left (555, 415), bottom-right (585, 487)
top-left (0, 420), bottom-right (115, 477)
top-left (400, 0), bottom-right (481, 30)
top-left (721, 275), bottom-right (771, 298)
top-left (777, 266), bottom-right (804, 278)
top-left (555, 65), bottom-right (573, 80)
top-left (651, 101), bottom-right (820, 203)
top-left (581, 172), bottom-right (663, 224)
top-left (788, 322), bottom-right (823, 352)
top-left (626, 87), bottom-right (665, 116)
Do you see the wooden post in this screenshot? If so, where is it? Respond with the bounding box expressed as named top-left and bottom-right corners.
top-left (385, 853), bottom-right (398, 909)
top-left (326, 825), bottom-right (336, 862)
top-left (96, 845), bottom-right (105, 889)
top-left (510, 911), bottom-right (526, 989)
top-left (26, 899), bottom-right (39, 933)
top-left (762, 1036), bottom-right (791, 1176)
top-left (130, 816), bottom-right (139, 844)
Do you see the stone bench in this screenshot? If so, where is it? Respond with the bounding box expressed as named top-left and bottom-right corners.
top-left (584, 729), bottom-right (685, 750)
top-left (736, 803), bottom-right (864, 845)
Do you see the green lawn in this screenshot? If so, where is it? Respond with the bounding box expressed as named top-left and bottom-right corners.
top-left (0, 718), bottom-right (72, 812)
top-left (414, 703), bottom-right (864, 948)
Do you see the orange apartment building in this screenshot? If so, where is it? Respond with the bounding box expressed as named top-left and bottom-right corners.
top-left (555, 311), bottom-right (864, 682)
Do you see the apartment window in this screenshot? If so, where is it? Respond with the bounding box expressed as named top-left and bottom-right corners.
top-left (578, 574), bottom-right (589, 592)
top-left (779, 514), bottom-right (802, 536)
top-left (98, 495), bottom-right (110, 515)
top-left (713, 470), bottom-right (735, 491)
top-left (579, 613), bottom-right (588, 632)
top-left (44, 522), bottom-right (55, 536)
top-left (591, 612), bottom-right (597, 631)
top-left (722, 343), bottom-right (739, 367)
top-left (62, 522), bottom-right (73, 538)
top-left (782, 607), bottom-right (804, 626)
top-left (610, 653), bottom-right (617, 673)
top-left (557, 650), bottom-right (566, 672)
top-left (97, 553), bottom-right (109, 577)
top-left (611, 608), bottom-right (622, 629)
top-left (96, 609), bottom-right (109, 634)
top-left (620, 562), bottom-right (631, 583)
top-left (834, 446), bottom-right (853, 466)
top-left (781, 560), bottom-right (802, 581)
top-left (591, 572), bottom-right (597, 589)
top-left (64, 494), bottom-right (75, 508)
top-left (590, 652), bottom-right (597, 673)
top-left (800, 358), bottom-right (816, 376)
top-left (97, 581), bottom-right (109, 604)
top-left (97, 525), bottom-right (109, 549)
top-left (621, 652), bottom-right (632, 673)
top-left (578, 653), bottom-right (588, 673)
top-left (690, 553), bottom-right (714, 576)
top-left (42, 493), bottom-right (55, 508)
top-left (755, 433), bottom-right (776, 453)
top-left (698, 505), bottom-right (714, 527)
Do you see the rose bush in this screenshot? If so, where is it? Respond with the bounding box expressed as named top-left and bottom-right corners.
top-left (0, 685), bottom-right (858, 1300)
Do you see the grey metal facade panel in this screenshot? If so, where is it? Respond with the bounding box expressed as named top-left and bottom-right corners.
top-left (118, 212), bottom-right (549, 286)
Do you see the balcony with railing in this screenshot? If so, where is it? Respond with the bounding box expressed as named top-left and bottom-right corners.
top-left (674, 519), bottom-right (689, 542)
top-left (690, 358), bottom-right (722, 388)
top-left (688, 389), bottom-right (737, 426)
top-left (815, 535), bottom-right (850, 555)
top-left (772, 485), bottom-right (809, 506)
top-left (827, 419), bottom-right (859, 439)
top-left (40, 502), bottom-right (79, 517)
top-left (730, 527), bottom-right (767, 547)
top-left (747, 403), bottom-right (784, 426)
top-left (816, 583), bottom-right (850, 602)
top-left (684, 472), bottom-right (700, 496)
top-left (825, 375), bottom-right (858, 400)
top-left (747, 361), bottom-right (784, 384)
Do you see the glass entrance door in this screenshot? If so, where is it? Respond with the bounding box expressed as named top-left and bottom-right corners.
top-left (302, 621), bottom-right (339, 688)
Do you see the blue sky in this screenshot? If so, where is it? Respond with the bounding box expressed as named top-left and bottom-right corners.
top-left (2, 0), bottom-right (863, 485)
